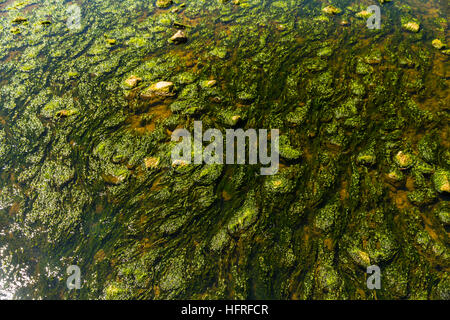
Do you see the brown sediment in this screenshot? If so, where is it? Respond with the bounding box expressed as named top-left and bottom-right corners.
top-left (409, 0), bottom-right (442, 20)
top-left (356, 288), bottom-right (366, 299)
top-left (153, 285), bottom-right (160, 298)
top-left (324, 238), bottom-right (333, 250)
top-left (393, 190), bottom-right (410, 210)
top-left (139, 238), bottom-right (151, 250)
top-left (139, 214), bottom-right (149, 227)
top-left (339, 180), bottom-right (349, 201)
top-left (23, 3), bottom-right (39, 14)
top-left (405, 176), bottom-right (415, 191)
top-left (8, 202), bottom-right (20, 216)
top-left (302, 145), bottom-right (313, 162)
top-left (423, 219), bottom-right (439, 242)
top-left (172, 48), bottom-right (198, 69)
top-left (150, 175), bottom-right (164, 191)
top-left (440, 125), bottom-right (450, 148)
top-left (128, 103), bottom-right (172, 134)
top-left (94, 249), bottom-right (106, 262)
top-left (222, 190), bottom-right (232, 201)
top-left (0, 0), bottom-right (15, 12)
top-left (278, 162), bottom-right (288, 170)
top-left (3, 50), bottom-right (21, 63)
top-left (136, 9), bottom-right (149, 23)
top-left (95, 204), bottom-right (103, 214)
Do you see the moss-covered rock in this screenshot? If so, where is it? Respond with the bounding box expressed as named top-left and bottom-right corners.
top-left (170, 30), bottom-right (187, 44)
top-left (431, 39), bottom-right (445, 50)
top-left (124, 75), bottom-right (142, 89)
top-left (322, 5), bottom-right (341, 15)
top-left (394, 151), bottom-right (414, 169)
top-left (355, 10), bottom-right (373, 19)
top-left (279, 135), bottom-right (302, 160)
top-left (433, 169), bottom-right (450, 193)
top-left (402, 21), bottom-right (420, 33)
top-left (141, 81), bottom-right (175, 98)
top-left (156, 0), bottom-right (172, 8)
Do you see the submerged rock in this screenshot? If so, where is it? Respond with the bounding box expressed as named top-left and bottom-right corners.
top-left (10, 27), bottom-right (21, 34)
top-left (437, 207), bottom-right (450, 225)
top-left (335, 98), bottom-right (358, 119)
top-left (124, 75), bottom-right (142, 89)
top-left (433, 169), bottom-right (450, 193)
top-left (408, 188), bottom-right (437, 205)
top-left (141, 81), bottom-right (175, 98)
top-left (394, 151), bottom-right (414, 169)
top-left (348, 248), bottom-right (371, 268)
top-left (12, 16), bottom-right (27, 24)
top-left (386, 168), bottom-right (404, 183)
top-left (402, 22), bottom-right (420, 33)
top-left (105, 38), bottom-right (117, 45)
top-left (322, 5), bottom-right (341, 15)
top-left (264, 173), bottom-right (294, 194)
top-left (156, 0), bottom-right (172, 8)
top-left (170, 30), bottom-right (187, 44)
top-left (314, 203), bottom-right (338, 233)
top-left (210, 229), bottom-right (230, 252)
top-left (355, 10), bottom-right (373, 19)
top-left (218, 110), bottom-right (241, 126)
top-left (200, 80), bottom-right (217, 88)
top-left (432, 39), bottom-right (445, 50)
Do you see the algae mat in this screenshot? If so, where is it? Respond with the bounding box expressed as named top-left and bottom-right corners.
top-left (0, 0), bottom-right (449, 299)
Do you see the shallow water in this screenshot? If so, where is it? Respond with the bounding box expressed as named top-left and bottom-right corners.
top-left (0, 0), bottom-right (448, 299)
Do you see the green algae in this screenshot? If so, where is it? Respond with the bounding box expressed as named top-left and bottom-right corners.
top-left (0, 0), bottom-right (448, 301)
